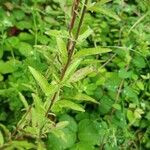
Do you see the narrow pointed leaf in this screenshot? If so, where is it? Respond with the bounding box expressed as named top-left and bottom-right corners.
top-left (56, 37), bottom-right (67, 64)
top-left (88, 6), bottom-right (120, 21)
top-left (74, 47), bottom-right (112, 58)
top-left (78, 27), bottom-right (93, 43)
top-left (0, 131), bottom-right (4, 146)
top-left (52, 100), bottom-right (85, 112)
top-left (69, 66), bottom-right (95, 82)
top-left (63, 58), bottom-right (82, 82)
top-left (74, 93), bottom-right (99, 104)
top-left (29, 66), bottom-right (58, 96)
top-left (29, 66), bottom-right (50, 94)
top-left (19, 92), bottom-right (29, 109)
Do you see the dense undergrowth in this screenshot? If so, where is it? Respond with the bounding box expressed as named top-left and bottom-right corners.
top-left (0, 0), bottom-right (150, 149)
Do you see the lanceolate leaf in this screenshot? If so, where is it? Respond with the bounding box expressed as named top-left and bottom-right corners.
top-left (52, 100), bottom-right (85, 112)
top-left (32, 93), bottom-right (45, 114)
top-left (74, 47), bottom-right (112, 58)
top-left (73, 93), bottom-right (99, 104)
top-left (0, 131), bottom-right (4, 146)
top-left (63, 58), bottom-right (82, 82)
top-left (88, 6), bottom-right (120, 21)
top-left (29, 66), bottom-right (50, 94)
top-left (69, 66), bottom-right (95, 82)
top-left (56, 37), bottom-right (67, 64)
top-left (19, 92), bottom-right (29, 109)
top-left (78, 27), bottom-right (93, 43)
top-left (29, 66), bottom-right (58, 96)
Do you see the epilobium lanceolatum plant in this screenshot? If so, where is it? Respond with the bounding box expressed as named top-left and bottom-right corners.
top-left (0, 0), bottom-right (150, 149)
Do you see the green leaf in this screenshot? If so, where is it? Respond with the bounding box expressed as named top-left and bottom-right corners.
top-left (48, 128), bottom-right (76, 150)
top-left (63, 58), bottom-right (82, 82)
top-left (74, 47), bottom-right (112, 58)
top-left (78, 27), bottom-right (93, 43)
top-left (19, 92), bottom-right (29, 109)
top-left (18, 42), bottom-right (33, 57)
top-left (112, 104), bottom-right (121, 110)
top-left (69, 66), bottom-right (95, 82)
top-left (118, 68), bottom-right (132, 79)
top-left (88, 6), bottom-right (120, 21)
top-left (0, 74), bottom-right (3, 81)
top-left (11, 140), bottom-right (36, 149)
top-left (98, 96), bottom-right (114, 114)
top-left (136, 81), bottom-right (144, 90)
top-left (96, 0), bottom-right (112, 5)
top-left (73, 93), bottom-right (99, 104)
top-left (78, 119), bottom-right (103, 145)
top-left (59, 114), bottom-right (78, 132)
top-left (127, 109), bottom-right (134, 123)
top-left (56, 121), bottom-right (69, 129)
top-left (29, 66), bottom-right (57, 96)
top-left (134, 108), bottom-right (144, 119)
top-left (0, 60), bottom-right (19, 74)
top-left (56, 37), bottom-right (67, 64)
top-left (0, 131), bottom-right (4, 146)
top-left (7, 37), bottom-right (20, 48)
top-left (70, 142), bottom-right (95, 150)
top-left (0, 48), bottom-right (3, 59)
top-left (133, 55), bottom-right (146, 69)
top-left (32, 93), bottom-right (45, 114)
top-left (0, 124), bottom-right (11, 140)
top-left (52, 100), bottom-right (85, 112)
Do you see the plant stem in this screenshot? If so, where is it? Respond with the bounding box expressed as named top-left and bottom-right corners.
top-left (45, 0), bottom-right (88, 117)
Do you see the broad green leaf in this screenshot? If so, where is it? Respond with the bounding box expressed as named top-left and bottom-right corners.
top-left (98, 96), bottom-right (114, 115)
top-left (133, 55), bottom-right (146, 69)
top-left (0, 60), bottom-right (19, 74)
top-left (118, 68), bottom-right (132, 79)
top-left (74, 47), bottom-right (112, 58)
top-left (63, 58), bottom-right (82, 82)
top-left (88, 6), bottom-right (120, 21)
top-left (18, 42), bottom-right (33, 57)
top-left (73, 93), bottom-right (99, 104)
top-left (69, 66), bottom-right (95, 82)
top-left (52, 100), bottom-right (85, 112)
top-left (78, 119), bottom-right (103, 145)
top-left (0, 131), bottom-right (4, 146)
top-left (70, 142), bottom-right (95, 150)
top-left (59, 114), bottom-right (78, 132)
top-left (48, 128), bottom-right (76, 150)
top-left (56, 37), bottom-right (67, 64)
top-left (7, 36), bottom-right (19, 48)
top-left (29, 66), bottom-right (57, 96)
top-left (19, 92), bottom-right (29, 109)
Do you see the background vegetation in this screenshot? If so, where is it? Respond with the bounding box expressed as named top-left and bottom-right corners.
top-left (0, 0), bottom-right (150, 149)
